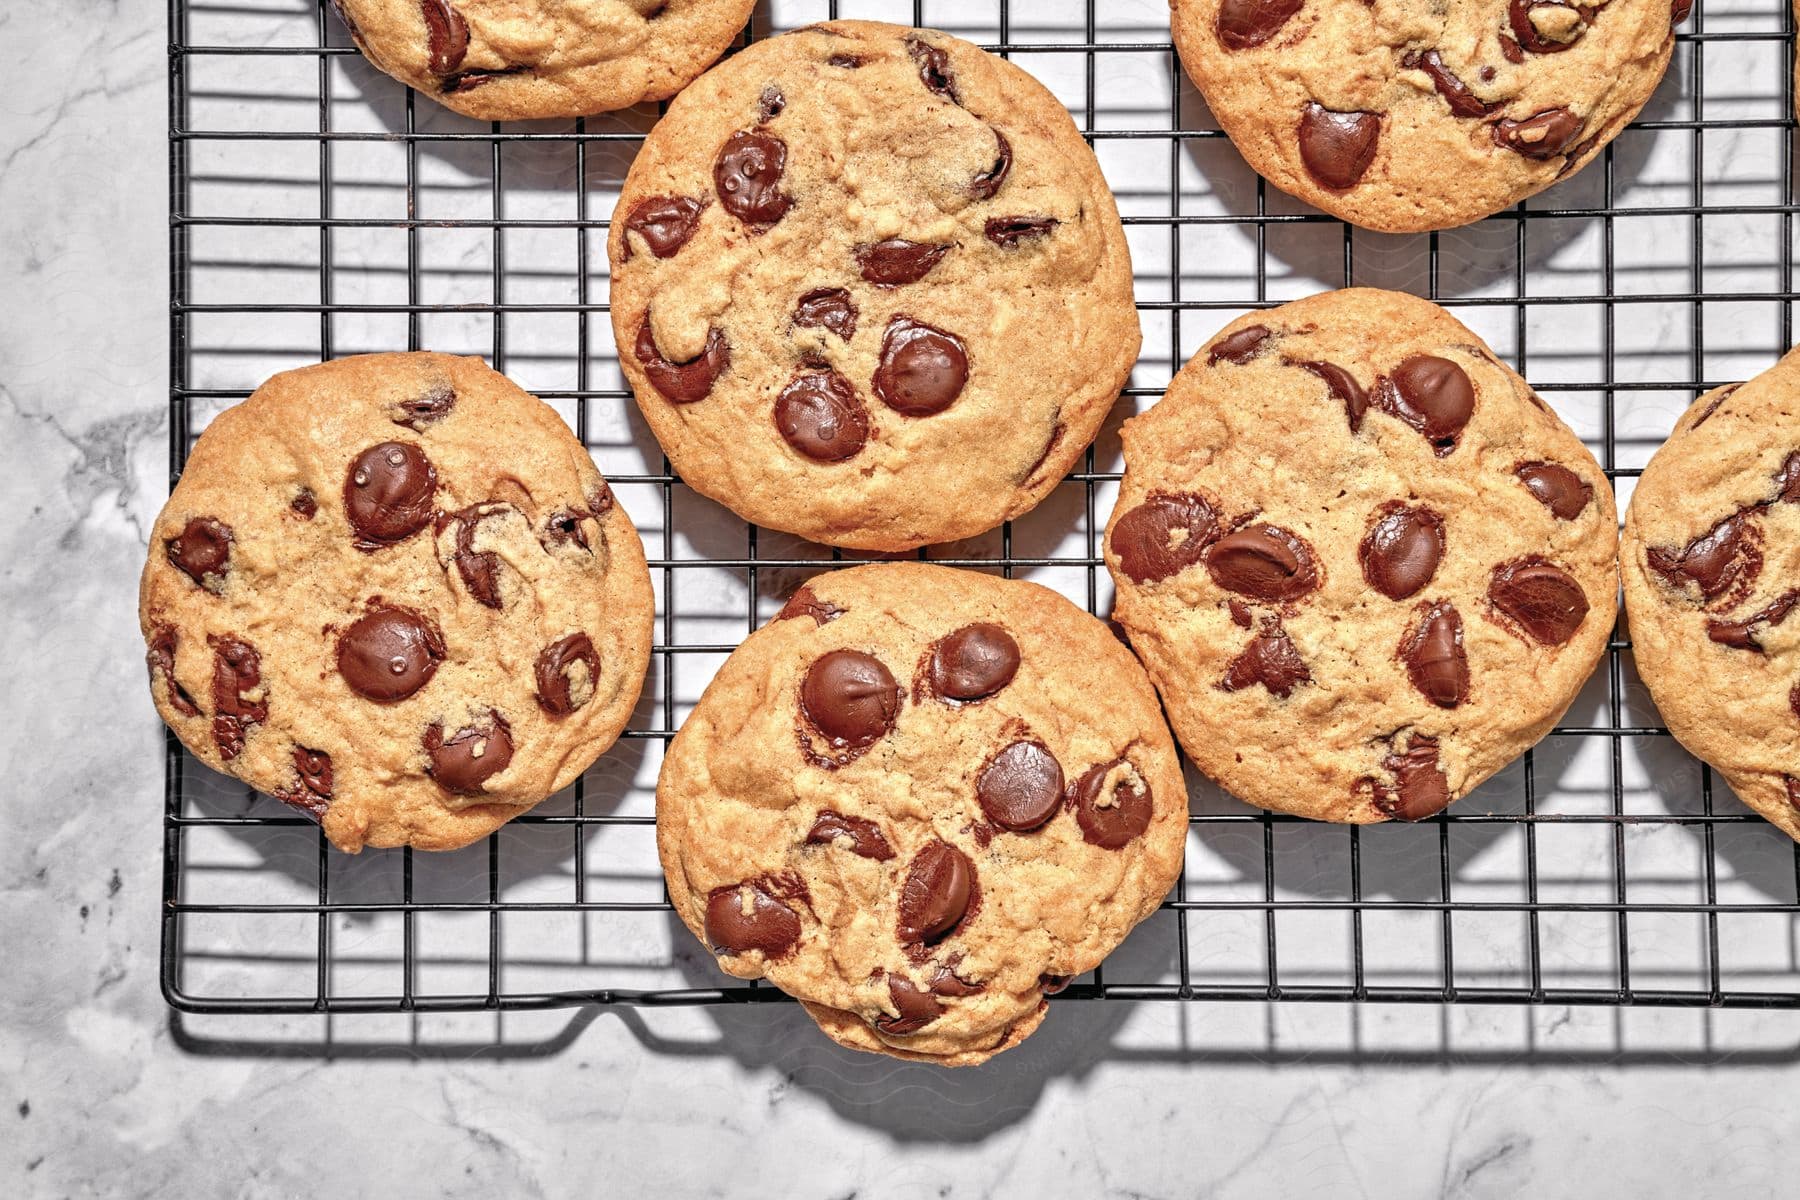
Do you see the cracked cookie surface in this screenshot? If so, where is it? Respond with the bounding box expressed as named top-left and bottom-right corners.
top-left (609, 20), bottom-right (1140, 551)
top-left (330, 0), bottom-right (756, 120)
top-left (1623, 350), bottom-right (1800, 842)
top-left (656, 563), bottom-right (1186, 1065)
top-left (1105, 289), bottom-right (1617, 823)
top-left (141, 353), bottom-right (653, 852)
top-left (1171, 0), bottom-right (1686, 232)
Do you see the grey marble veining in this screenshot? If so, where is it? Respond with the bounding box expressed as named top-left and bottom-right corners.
top-left (5, 0), bottom-right (1800, 1195)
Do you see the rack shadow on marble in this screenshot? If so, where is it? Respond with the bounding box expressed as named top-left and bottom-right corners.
top-left (165, 0), bottom-right (1800, 1028)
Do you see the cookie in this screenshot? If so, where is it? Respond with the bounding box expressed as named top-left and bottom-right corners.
top-left (1170, 0), bottom-right (1687, 232)
top-left (656, 563), bottom-right (1186, 1065)
top-left (609, 20), bottom-right (1140, 551)
top-left (141, 353), bottom-right (653, 853)
top-left (328, 0), bottom-right (756, 120)
top-left (1104, 289), bottom-right (1618, 822)
top-left (1622, 353), bottom-right (1800, 841)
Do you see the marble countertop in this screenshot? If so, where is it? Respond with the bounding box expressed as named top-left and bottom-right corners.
top-left (5, 1), bottom-right (1799, 1195)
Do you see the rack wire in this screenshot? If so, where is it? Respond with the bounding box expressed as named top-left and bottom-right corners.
top-left (165, 0), bottom-right (1800, 1016)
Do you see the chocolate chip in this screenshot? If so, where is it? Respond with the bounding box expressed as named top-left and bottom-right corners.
top-left (801, 649), bottom-right (900, 749)
top-left (1672, 0), bottom-right (1694, 22)
top-left (280, 747), bottom-right (333, 818)
top-left (1370, 734), bottom-right (1450, 821)
top-left (1706, 590), bottom-right (1800, 652)
top-left (1648, 513), bottom-right (1757, 602)
top-left (391, 383), bottom-right (455, 430)
top-left (1489, 557), bottom-right (1590, 645)
top-left (421, 0), bottom-right (468, 75)
top-left (290, 489), bottom-right (317, 519)
top-left (536, 632), bottom-right (600, 715)
top-left (209, 635), bottom-right (267, 761)
top-left (905, 35), bottom-right (958, 103)
top-left (1500, 35), bottom-right (1525, 64)
top-left (984, 216), bottom-right (1058, 248)
top-left (146, 626), bottom-right (200, 717)
top-left (1791, 685), bottom-right (1800, 723)
top-left (439, 503), bottom-right (515, 608)
top-left (1512, 461), bottom-right (1593, 520)
top-left (1228, 600), bottom-right (1253, 628)
top-left (635, 314), bottom-right (730, 404)
top-left (1206, 524), bottom-right (1319, 602)
top-left (977, 740), bottom-right (1065, 833)
top-left (443, 66), bottom-right (527, 93)
top-left (1296, 360), bottom-right (1369, 432)
top-left (897, 841), bottom-right (974, 943)
top-left (827, 52), bottom-right (865, 68)
top-left (1298, 104), bottom-right (1380, 190)
top-left (929, 957), bottom-right (985, 996)
top-left (873, 317), bottom-right (968, 416)
top-left (337, 606), bottom-right (445, 702)
top-left (625, 195), bottom-right (706, 259)
top-left (1110, 492), bottom-right (1218, 584)
top-left (1775, 452), bottom-right (1800, 504)
top-left (1209, 325), bottom-right (1271, 365)
top-left (424, 710), bottom-right (513, 794)
top-left (1509, 0), bottom-right (1588, 55)
top-left (1402, 49), bottom-right (1494, 118)
top-left (1492, 108), bottom-right (1584, 160)
top-left (714, 130), bottom-right (791, 227)
top-left (804, 810), bottom-right (895, 860)
top-left (1220, 617), bottom-right (1311, 698)
top-left (1359, 504), bottom-right (1445, 601)
top-left (969, 129), bottom-right (1012, 200)
top-left (1070, 759), bottom-right (1154, 849)
top-left (776, 370), bottom-right (869, 463)
top-left (1215, 0), bottom-right (1304, 50)
top-left (1379, 356), bottom-right (1475, 454)
top-left (929, 623), bottom-right (1020, 702)
top-left (1039, 973), bottom-right (1073, 994)
top-left (855, 239), bottom-right (951, 287)
top-left (1402, 601), bottom-right (1469, 708)
top-left (165, 517), bottom-right (233, 592)
top-left (776, 585), bottom-right (845, 625)
top-left (541, 506), bottom-right (594, 554)
top-left (705, 882), bottom-right (802, 958)
top-left (875, 974), bottom-right (944, 1035)
top-left (793, 288), bottom-right (857, 341)
top-left (345, 442), bottom-right (437, 548)
top-left (757, 84), bottom-right (785, 124)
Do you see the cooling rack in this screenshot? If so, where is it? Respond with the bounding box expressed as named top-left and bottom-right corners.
top-left (165, 0), bottom-right (1800, 1015)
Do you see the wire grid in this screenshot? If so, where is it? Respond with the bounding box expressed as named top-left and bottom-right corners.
top-left (165, 0), bottom-right (1800, 1016)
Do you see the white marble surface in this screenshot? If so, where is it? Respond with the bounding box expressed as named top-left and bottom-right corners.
top-left (6, 0), bottom-right (1800, 1195)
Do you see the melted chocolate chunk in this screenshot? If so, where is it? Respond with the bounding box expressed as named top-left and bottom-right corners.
top-left (1206, 524), bottom-right (1319, 602)
top-left (1509, 0), bottom-right (1589, 55)
top-left (1111, 492), bottom-right (1218, 584)
top-left (625, 195), bottom-right (706, 259)
top-left (776, 370), bottom-right (869, 463)
top-left (1228, 600), bottom-right (1253, 628)
top-left (424, 710), bottom-right (513, 794)
top-left (1647, 513), bottom-right (1757, 603)
top-left (1489, 557), bottom-right (1590, 645)
top-left (1706, 590), bottom-right (1800, 652)
top-left (1209, 324), bottom-right (1272, 365)
top-left (969, 129), bottom-right (1012, 200)
top-left (1402, 601), bottom-right (1469, 708)
top-left (875, 974), bottom-right (944, 1035)
top-left (540, 505), bottom-right (594, 554)
top-left (757, 84), bottom-right (785, 124)
top-left (1070, 759), bottom-right (1154, 849)
top-left (1774, 451), bottom-right (1800, 504)
top-left (1402, 49), bottom-right (1494, 118)
top-left (873, 317), bottom-right (968, 416)
top-left (1359, 504), bottom-right (1445, 601)
top-left (290, 489), bottom-right (318, 519)
top-left (905, 35), bottom-right (959, 103)
top-left (1296, 360), bottom-right (1369, 432)
top-left (1672, 0), bottom-right (1694, 22)
top-left (1379, 355), bottom-right (1476, 455)
top-left (827, 52), bottom-right (866, 68)
top-left (776, 585), bottom-right (845, 625)
top-left (536, 632), bottom-right (600, 714)
top-left (209, 635), bottom-right (267, 760)
top-left (345, 442), bottom-right (437, 548)
top-left (1369, 734), bottom-right (1451, 821)
top-left (1039, 973), bottom-right (1074, 995)
top-left (635, 314), bottom-right (730, 404)
top-left (1215, 0), bottom-right (1304, 50)
top-left (1298, 104), bottom-right (1381, 190)
top-left (1492, 109), bottom-right (1585, 160)
top-left (280, 747), bottom-right (333, 818)
top-left (793, 287), bottom-right (857, 340)
top-left (391, 383), bottom-right (455, 430)
top-left (805, 811), bottom-right (895, 860)
top-left (1221, 617), bottom-right (1311, 698)
top-left (801, 649), bottom-right (901, 749)
top-left (443, 66), bottom-right (527, 94)
top-left (714, 130), bottom-right (792, 227)
top-left (1516, 461), bottom-right (1593, 519)
top-left (929, 957), bottom-right (986, 997)
top-left (977, 740), bottom-right (1065, 833)
top-left (897, 841), bottom-right (974, 943)
top-left (928, 623), bottom-right (1020, 702)
top-left (984, 216), bottom-right (1058, 248)
top-left (337, 606), bottom-right (445, 702)
top-left (705, 882), bottom-right (802, 958)
top-left (855, 239), bottom-right (951, 287)
top-left (440, 503), bottom-right (515, 608)
top-left (146, 626), bottom-right (200, 717)
top-left (421, 0), bottom-right (469, 76)
top-left (166, 517), bottom-right (233, 592)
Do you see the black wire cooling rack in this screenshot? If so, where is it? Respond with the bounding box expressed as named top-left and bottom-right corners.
top-left (165, 0), bottom-right (1800, 1016)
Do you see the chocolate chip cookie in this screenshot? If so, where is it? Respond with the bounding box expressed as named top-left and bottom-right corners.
top-left (657, 563), bottom-right (1186, 1065)
top-left (329, 0), bottom-right (756, 120)
top-left (1171, 0), bottom-right (1688, 232)
top-left (141, 353), bottom-right (654, 853)
top-left (1623, 352), bottom-right (1800, 841)
top-left (1105, 289), bottom-right (1617, 822)
top-left (609, 20), bottom-right (1140, 551)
